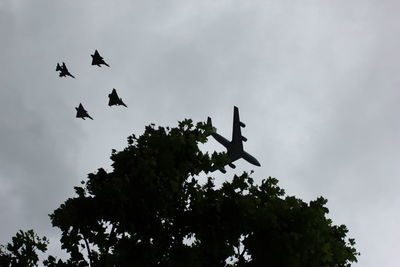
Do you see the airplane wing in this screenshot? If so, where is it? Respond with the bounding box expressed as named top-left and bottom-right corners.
top-left (231, 106), bottom-right (246, 150)
top-left (108, 90), bottom-right (117, 105)
top-left (108, 96), bottom-right (116, 106)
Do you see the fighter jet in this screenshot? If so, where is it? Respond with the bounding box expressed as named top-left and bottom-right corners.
top-left (91, 50), bottom-right (110, 67)
top-left (75, 103), bottom-right (93, 120)
top-left (207, 106), bottom-right (260, 173)
top-left (56, 62), bottom-right (75, 79)
top-left (108, 88), bottom-right (127, 107)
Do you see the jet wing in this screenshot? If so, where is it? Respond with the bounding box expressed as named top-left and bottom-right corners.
top-left (231, 106), bottom-right (245, 150)
top-left (76, 110), bottom-right (83, 118)
top-left (108, 90), bottom-right (118, 105)
top-left (108, 96), bottom-right (117, 106)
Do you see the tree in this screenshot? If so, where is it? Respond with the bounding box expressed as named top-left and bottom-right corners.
top-left (2, 119), bottom-right (359, 266)
top-left (0, 229), bottom-right (48, 267)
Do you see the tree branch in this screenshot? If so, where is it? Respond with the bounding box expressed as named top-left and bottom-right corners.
top-left (102, 224), bottom-right (116, 267)
top-left (83, 234), bottom-right (93, 267)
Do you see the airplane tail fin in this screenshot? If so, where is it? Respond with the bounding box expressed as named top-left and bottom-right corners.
top-left (104, 63), bottom-right (110, 67)
top-left (207, 117), bottom-right (212, 126)
top-left (207, 117), bottom-right (217, 133)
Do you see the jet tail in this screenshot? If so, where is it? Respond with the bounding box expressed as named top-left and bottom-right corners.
top-left (207, 117), bottom-right (217, 133)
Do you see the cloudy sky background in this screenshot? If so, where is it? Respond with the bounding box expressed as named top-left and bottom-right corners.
top-left (1, 1), bottom-right (399, 265)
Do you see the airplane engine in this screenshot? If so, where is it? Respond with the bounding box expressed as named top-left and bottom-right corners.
top-left (228, 163), bottom-right (236, 169)
top-left (219, 167), bottom-right (227, 173)
top-left (240, 121), bottom-right (246, 127)
top-left (242, 136), bottom-right (247, 142)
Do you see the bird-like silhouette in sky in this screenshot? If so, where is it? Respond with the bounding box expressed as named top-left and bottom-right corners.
top-left (75, 103), bottom-right (93, 120)
top-left (108, 88), bottom-right (127, 107)
top-left (91, 50), bottom-right (110, 67)
top-left (207, 106), bottom-right (261, 173)
top-left (56, 62), bottom-right (75, 78)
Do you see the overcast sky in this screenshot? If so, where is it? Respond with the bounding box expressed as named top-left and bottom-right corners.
top-left (1, 1), bottom-right (399, 265)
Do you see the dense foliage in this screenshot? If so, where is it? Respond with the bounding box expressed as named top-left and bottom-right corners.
top-left (2, 120), bottom-right (359, 266)
top-left (0, 229), bottom-right (48, 267)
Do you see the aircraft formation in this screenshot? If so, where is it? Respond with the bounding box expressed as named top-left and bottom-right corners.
top-left (56, 51), bottom-right (260, 172)
top-left (55, 50), bottom-right (127, 120)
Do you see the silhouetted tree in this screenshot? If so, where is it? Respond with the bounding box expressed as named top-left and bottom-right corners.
top-left (0, 229), bottom-right (48, 267)
top-left (2, 120), bottom-right (359, 266)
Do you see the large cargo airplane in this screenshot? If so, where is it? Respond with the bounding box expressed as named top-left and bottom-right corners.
top-left (207, 106), bottom-right (261, 173)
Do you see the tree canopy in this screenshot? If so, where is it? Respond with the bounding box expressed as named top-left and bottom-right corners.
top-left (1, 119), bottom-right (359, 266)
top-left (0, 229), bottom-right (48, 267)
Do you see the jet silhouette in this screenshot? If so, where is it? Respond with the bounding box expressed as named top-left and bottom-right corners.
top-left (56, 62), bottom-right (75, 79)
top-left (208, 106), bottom-right (260, 173)
top-left (108, 88), bottom-right (127, 107)
top-left (75, 103), bottom-right (93, 120)
top-left (91, 50), bottom-right (110, 67)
